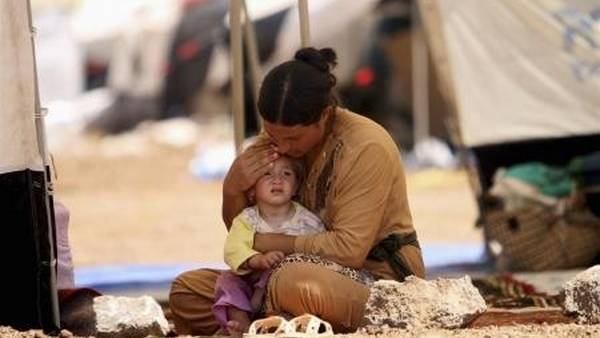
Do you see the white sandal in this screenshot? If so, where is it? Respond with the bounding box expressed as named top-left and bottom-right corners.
top-left (244, 314), bottom-right (333, 338)
top-left (282, 314), bottom-right (334, 337)
top-left (244, 316), bottom-right (294, 337)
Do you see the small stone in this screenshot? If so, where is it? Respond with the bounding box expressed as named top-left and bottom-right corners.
top-left (562, 265), bottom-right (600, 324)
top-left (94, 295), bottom-right (169, 338)
top-left (360, 276), bottom-right (487, 333)
top-left (33, 331), bottom-right (46, 338)
top-left (58, 329), bottom-right (73, 338)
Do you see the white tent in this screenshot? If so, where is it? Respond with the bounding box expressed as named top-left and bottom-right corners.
top-left (418, 0), bottom-right (600, 269)
top-left (0, 0), bottom-right (59, 331)
top-left (0, 1), bottom-right (43, 174)
top-left (418, 0), bottom-right (600, 196)
top-left (420, 0), bottom-right (600, 148)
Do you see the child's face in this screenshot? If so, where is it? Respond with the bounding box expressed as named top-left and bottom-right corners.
top-left (254, 157), bottom-right (298, 207)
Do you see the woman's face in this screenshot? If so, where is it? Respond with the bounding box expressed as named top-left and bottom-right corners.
top-left (263, 110), bottom-right (330, 158)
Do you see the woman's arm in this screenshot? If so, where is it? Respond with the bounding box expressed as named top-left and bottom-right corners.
top-left (253, 233), bottom-right (296, 254)
top-left (221, 141), bottom-right (280, 229)
top-left (222, 181), bottom-right (250, 230)
top-left (294, 144), bottom-right (396, 267)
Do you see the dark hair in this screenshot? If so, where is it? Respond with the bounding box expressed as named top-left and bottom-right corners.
top-left (285, 155), bottom-right (305, 185)
top-left (258, 47), bottom-right (338, 126)
top-left (284, 155), bottom-right (305, 199)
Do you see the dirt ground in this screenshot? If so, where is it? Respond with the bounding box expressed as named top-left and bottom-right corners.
top-left (2, 323), bottom-right (600, 338)
top-left (53, 131), bottom-right (480, 268)
top-left (55, 139), bottom-right (226, 266)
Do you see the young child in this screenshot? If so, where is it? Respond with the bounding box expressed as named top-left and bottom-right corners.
top-left (212, 155), bottom-right (325, 336)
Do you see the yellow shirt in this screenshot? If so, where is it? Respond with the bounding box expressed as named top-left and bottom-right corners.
top-left (224, 202), bottom-right (325, 274)
top-left (224, 214), bottom-right (257, 275)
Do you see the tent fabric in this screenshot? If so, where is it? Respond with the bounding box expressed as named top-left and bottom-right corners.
top-left (435, 0), bottom-right (600, 147)
top-left (0, 0), bottom-right (43, 174)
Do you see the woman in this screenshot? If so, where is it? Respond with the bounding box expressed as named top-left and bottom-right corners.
top-left (169, 47), bottom-right (425, 335)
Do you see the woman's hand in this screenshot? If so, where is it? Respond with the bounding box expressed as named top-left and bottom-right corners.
top-left (224, 142), bottom-right (280, 195)
top-left (222, 141), bottom-right (279, 227)
top-left (254, 233), bottom-right (295, 254)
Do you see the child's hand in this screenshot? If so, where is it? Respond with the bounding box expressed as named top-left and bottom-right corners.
top-left (248, 251), bottom-right (285, 270)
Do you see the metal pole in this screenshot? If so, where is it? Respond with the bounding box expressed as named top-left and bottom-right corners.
top-left (242, 0), bottom-right (262, 129)
top-left (298, 0), bottom-right (311, 47)
top-left (230, 0), bottom-right (245, 154)
top-left (411, 3), bottom-right (430, 145)
top-left (26, 0), bottom-right (60, 331)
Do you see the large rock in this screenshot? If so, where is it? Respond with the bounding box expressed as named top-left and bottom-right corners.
top-left (360, 276), bottom-right (487, 333)
top-left (562, 265), bottom-right (600, 324)
top-left (93, 295), bottom-right (169, 338)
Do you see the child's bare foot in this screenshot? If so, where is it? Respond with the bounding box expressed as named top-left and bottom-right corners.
top-left (227, 307), bottom-right (251, 336)
top-left (226, 320), bottom-right (248, 337)
top-left (214, 327), bottom-right (229, 336)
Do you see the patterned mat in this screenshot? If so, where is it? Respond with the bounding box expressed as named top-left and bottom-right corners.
top-left (472, 274), bottom-right (563, 308)
top-left (468, 274), bottom-right (575, 328)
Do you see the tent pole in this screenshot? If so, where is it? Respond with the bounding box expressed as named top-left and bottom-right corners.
top-left (242, 0), bottom-right (263, 129)
top-left (230, 0), bottom-right (245, 154)
top-left (298, 0), bottom-right (311, 47)
top-left (26, 0), bottom-right (60, 330)
top-left (411, 2), bottom-right (430, 145)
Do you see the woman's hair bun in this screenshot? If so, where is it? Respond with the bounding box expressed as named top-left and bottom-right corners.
top-left (294, 47), bottom-right (337, 72)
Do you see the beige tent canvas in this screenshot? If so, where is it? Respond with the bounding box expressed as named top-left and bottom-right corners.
top-left (418, 0), bottom-right (600, 269)
top-left (0, 0), bottom-right (60, 331)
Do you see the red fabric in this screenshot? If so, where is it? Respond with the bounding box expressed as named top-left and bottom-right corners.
top-left (176, 40), bottom-right (201, 61)
top-left (498, 274), bottom-right (538, 295)
top-left (58, 288), bottom-right (101, 304)
top-left (354, 67), bottom-right (375, 87)
top-left (468, 310), bottom-right (575, 328)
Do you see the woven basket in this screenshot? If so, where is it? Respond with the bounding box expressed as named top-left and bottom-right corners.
top-left (484, 204), bottom-right (600, 271)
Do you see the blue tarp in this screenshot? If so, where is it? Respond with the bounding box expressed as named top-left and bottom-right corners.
top-left (75, 243), bottom-right (485, 290)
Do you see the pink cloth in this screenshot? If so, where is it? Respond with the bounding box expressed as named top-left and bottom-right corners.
top-left (55, 199), bottom-right (75, 289)
top-left (212, 270), bottom-right (271, 328)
